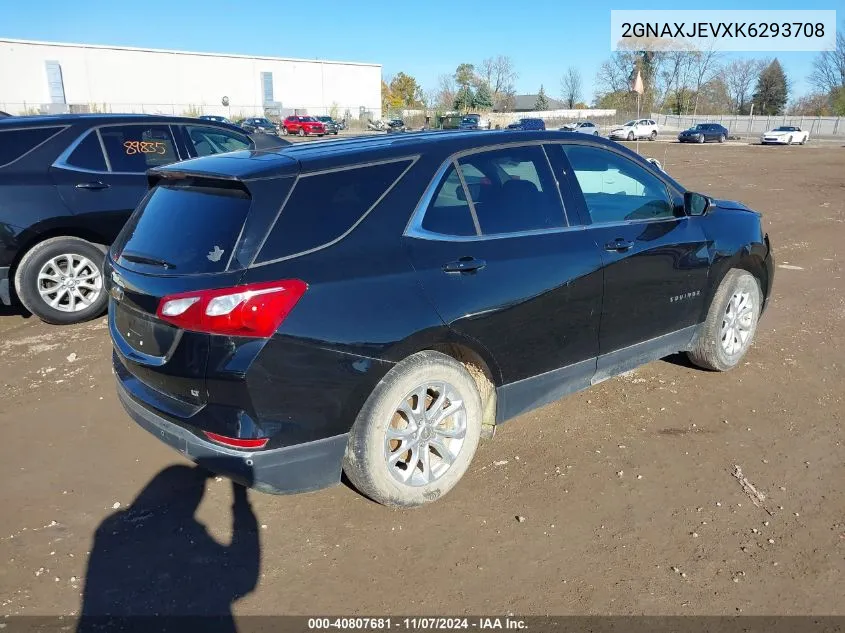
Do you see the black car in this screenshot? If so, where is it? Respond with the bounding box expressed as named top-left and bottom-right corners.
top-left (678, 123), bottom-right (729, 143)
top-left (199, 115), bottom-right (234, 124)
top-left (0, 113), bottom-right (254, 323)
top-left (106, 130), bottom-right (774, 508)
top-left (507, 118), bottom-right (546, 131)
top-left (240, 117), bottom-right (278, 135)
top-left (316, 116), bottom-right (340, 135)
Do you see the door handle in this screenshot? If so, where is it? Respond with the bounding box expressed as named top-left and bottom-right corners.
top-left (604, 238), bottom-right (634, 252)
top-left (443, 257), bottom-right (487, 274)
top-left (75, 181), bottom-right (110, 190)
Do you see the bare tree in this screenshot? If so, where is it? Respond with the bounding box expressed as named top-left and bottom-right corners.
top-left (724, 58), bottom-right (765, 114)
top-left (479, 55), bottom-right (518, 110)
top-left (808, 30), bottom-right (845, 94)
top-left (560, 67), bottom-right (583, 109)
top-left (690, 46), bottom-right (722, 115)
top-left (659, 50), bottom-right (696, 114)
top-left (436, 74), bottom-right (456, 111)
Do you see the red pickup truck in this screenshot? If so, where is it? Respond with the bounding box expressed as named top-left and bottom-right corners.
top-left (281, 116), bottom-right (326, 137)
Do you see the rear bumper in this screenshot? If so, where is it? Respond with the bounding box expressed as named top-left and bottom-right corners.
top-left (0, 266), bottom-right (9, 305)
top-left (116, 378), bottom-right (349, 495)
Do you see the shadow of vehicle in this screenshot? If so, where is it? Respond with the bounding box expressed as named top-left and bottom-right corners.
top-left (77, 462), bottom-right (260, 633)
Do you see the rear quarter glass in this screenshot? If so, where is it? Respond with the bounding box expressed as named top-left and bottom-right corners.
top-left (0, 126), bottom-right (66, 167)
top-left (113, 183), bottom-right (252, 275)
top-left (255, 158), bottom-right (414, 263)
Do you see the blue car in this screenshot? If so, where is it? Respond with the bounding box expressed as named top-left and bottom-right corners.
top-left (507, 118), bottom-right (546, 131)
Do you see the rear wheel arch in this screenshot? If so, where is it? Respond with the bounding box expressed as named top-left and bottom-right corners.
top-left (9, 226), bottom-right (110, 298)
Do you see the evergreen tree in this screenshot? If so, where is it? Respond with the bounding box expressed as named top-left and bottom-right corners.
top-left (454, 85), bottom-right (475, 113)
top-left (534, 85), bottom-right (549, 111)
top-left (752, 59), bottom-right (789, 115)
top-left (473, 83), bottom-right (494, 110)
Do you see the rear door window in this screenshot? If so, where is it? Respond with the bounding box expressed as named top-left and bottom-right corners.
top-left (421, 163), bottom-right (478, 237)
top-left (184, 125), bottom-right (251, 157)
top-left (0, 126), bottom-right (65, 167)
top-left (114, 182), bottom-right (252, 274)
top-left (457, 146), bottom-right (566, 235)
top-left (256, 159), bottom-right (413, 262)
top-left (99, 124), bottom-right (178, 172)
top-left (65, 131), bottom-right (108, 171)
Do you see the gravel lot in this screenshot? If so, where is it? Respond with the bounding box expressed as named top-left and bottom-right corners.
top-left (0, 142), bottom-right (843, 618)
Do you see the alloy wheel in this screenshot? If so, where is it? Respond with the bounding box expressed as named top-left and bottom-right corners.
top-left (37, 254), bottom-right (103, 313)
top-left (384, 381), bottom-right (467, 487)
top-left (720, 291), bottom-right (754, 356)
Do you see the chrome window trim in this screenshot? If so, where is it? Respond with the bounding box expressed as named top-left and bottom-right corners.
top-left (453, 158), bottom-right (482, 235)
top-left (0, 124), bottom-right (69, 169)
top-left (404, 138), bottom-right (684, 243)
top-left (52, 122), bottom-right (182, 175)
top-left (251, 155), bottom-right (420, 268)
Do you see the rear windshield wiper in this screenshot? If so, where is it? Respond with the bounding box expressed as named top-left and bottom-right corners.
top-left (120, 251), bottom-right (177, 270)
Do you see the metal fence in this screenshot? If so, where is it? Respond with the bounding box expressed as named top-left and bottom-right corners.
top-left (652, 113), bottom-right (844, 138)
top-left (0, 102), bottom-right (379, 122)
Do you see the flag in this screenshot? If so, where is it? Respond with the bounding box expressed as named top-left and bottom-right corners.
top-left (631, 69), bottom-right (644, 95)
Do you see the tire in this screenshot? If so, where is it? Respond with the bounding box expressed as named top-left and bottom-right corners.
top-left (14, 236), bottom-right (108, 325)
top-left (298, 128), bottom-right (305, 137)
top-left (718, 134), bottom-right (726, 143)
top-left (343, 351), bottom-right (483, 507)
top-left (650, 130), bottom-right (658, 141)
top-left (281, 127), bottom-right (288, 135)
top-left (698, 134), bottom-right (705, 143)
top-left (627, 132), bottom-right (635, 141)
top-left (687, 269), bottom-right (762, 372)
top-left (788, 136), bottom-right (793, 145)
top-left (800, 136), bottom-right (807, 145)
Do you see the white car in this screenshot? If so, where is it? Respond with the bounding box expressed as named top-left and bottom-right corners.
top-left (609, 119), bottom-right (658, 141)
top-left (560, 121), bottom-right (600, 135)
top-left (761, 126), bottom-right (809, 145)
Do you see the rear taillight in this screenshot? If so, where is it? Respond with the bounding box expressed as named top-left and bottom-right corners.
top-left (157, 279), bottom-right (307, 338)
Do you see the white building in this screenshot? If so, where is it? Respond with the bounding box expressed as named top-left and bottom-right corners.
top-left (0, 38), bottom-right (382, 120)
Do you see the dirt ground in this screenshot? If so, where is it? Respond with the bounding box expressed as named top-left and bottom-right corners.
top-left (1, 142), bottom-right (843, 618)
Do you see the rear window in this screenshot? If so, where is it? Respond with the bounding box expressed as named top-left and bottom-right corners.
top-left (256, 159), bottom-right (413, 262)
top-left (0, 126), bottom-right (65, 167)
top-left (114, 183), bottom-right (251, 275)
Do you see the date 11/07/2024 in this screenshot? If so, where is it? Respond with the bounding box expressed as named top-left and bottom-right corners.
top-left (308, 617), bottom-right (528, 630)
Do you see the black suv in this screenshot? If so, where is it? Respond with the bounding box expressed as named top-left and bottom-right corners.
top-left (107, 131), bottom-right (774, 507)
top-left (240, 118), bottom-right (278, 135)
top-left (0, 114), bottom-right (254, 323)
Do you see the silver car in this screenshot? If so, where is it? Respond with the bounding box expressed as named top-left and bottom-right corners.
top-left (560, 121), bottom-right (600, 135)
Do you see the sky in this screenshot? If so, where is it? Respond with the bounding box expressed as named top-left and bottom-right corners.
top-left (1, 0), bottom-right (840, 105)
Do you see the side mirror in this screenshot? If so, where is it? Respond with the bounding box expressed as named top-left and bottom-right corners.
top-left (684, 191), bottom-right (711, 216)
top-left (645, 157), bottom-right (665, 172)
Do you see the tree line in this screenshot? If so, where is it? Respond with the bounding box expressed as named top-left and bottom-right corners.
top-left (594, 29), bottom-right (845, 117)
top-left (382, 27), bottom-right (845, 118)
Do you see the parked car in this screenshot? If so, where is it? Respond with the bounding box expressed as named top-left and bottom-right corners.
top-left (240, 117), bottom-right (278, 135)
top-left (0, 113), bottom-right (254, 323)
top-left (507, 118), bottom-right (546, 131)
top-left (316, 116), bottom-right (340, 135)
top-left (281, 116), bottom-right (326, 137)
top-left (561, 121), bottom-right (600, 135)
top-left (609, 119), bottom-right (658, 141)
top-left (386, 119), bottom-right (406, 132)
top-left (199, 115), bottom-right (234, 124)
top-left (459, 113), bottom-right (491, 130)
top-left (105, 130), bottom-right (774, 507)
top-left (760, 126), bottom-right (809, 145)
top-left (678, 123), bottom-right (729, 143)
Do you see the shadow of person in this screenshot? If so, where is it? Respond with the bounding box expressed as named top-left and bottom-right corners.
top-left (77, 463), bottom-right (260, 633)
